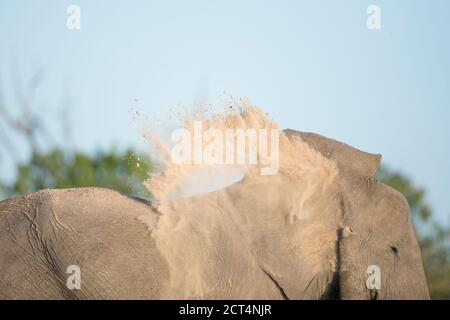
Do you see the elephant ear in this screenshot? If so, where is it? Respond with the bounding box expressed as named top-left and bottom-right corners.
top-left (283, 129), bottom-right (381, 178)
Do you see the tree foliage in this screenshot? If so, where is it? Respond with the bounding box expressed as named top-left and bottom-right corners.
top-left (0, 149), bottom-right (152, 201)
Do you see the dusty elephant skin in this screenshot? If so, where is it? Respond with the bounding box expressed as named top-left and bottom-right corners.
top-left (0, 130), bottom-right (430, 300)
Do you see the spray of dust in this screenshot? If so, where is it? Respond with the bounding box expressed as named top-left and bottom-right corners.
top-left (138, 95), bottom-right (336, 201)
top-left (134, 95), bottom-right (339, 298)
top-left (138, 95), bottom-right (279, 200)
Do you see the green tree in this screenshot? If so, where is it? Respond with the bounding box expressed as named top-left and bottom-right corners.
top-left (377, 166), bottom-right (450, 299)
top-left (0, 149), bottom-right (153, 201)
top-left (0, 70), bottom-right (154, 201)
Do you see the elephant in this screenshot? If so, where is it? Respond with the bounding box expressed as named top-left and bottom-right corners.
top-left (0, 129), bottom-right (430, 299)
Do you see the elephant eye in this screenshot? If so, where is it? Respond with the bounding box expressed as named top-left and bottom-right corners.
top-left (390, 245), bottom-right (399, 256)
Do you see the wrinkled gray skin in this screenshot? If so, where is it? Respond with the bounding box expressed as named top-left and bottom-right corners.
top-left (0, 130), bottom-right (430, 299)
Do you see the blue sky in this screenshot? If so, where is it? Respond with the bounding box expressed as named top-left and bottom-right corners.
top-left (0, 0), bottom-right (449, 223)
